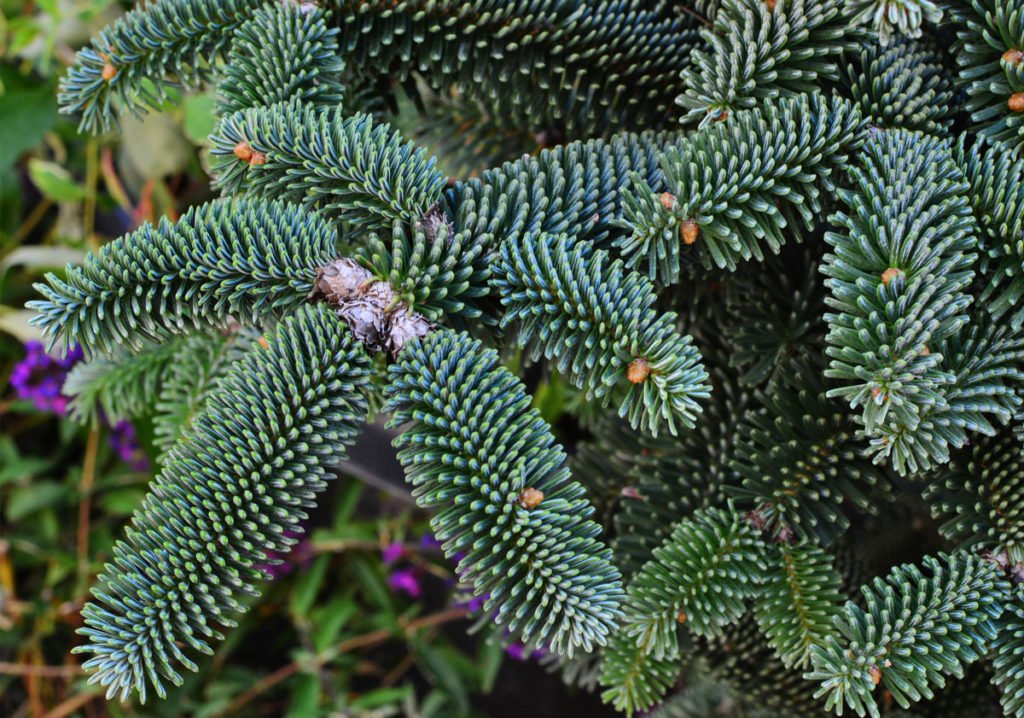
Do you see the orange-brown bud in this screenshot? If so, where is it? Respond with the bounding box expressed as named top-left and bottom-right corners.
top-left (517, 487), bottom-right (544, 510)
top-left (1009, 92), bottom-right (1024, 113)
top-left (234, 141), bottom-right (254, 162)
top-left (680, 220), bottom-right (699, 245)
top-left (627, 358), bottom-right (650, 384)
top-left (881, 267), bottom-right (903, 286)
top-left (659, 192), bottom-right (676, 210)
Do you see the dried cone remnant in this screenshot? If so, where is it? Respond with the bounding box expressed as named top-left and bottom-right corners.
top-left (881, 267), bottom-right (904, 286)
top-left (658, 192), bottom-right (676, 210)
top-left (627, 358), bottom-right (650, 384)
top-left (1010, 93), bottom-right (1024, 113)
top-left (314, 258), bottom-right (431, 355)
top-left (680, 220), bottom-right (700, 245)
top-left (1003, 48), bottom-right (1024, 65)
top-left (517, 487), bottom-right (545, 510)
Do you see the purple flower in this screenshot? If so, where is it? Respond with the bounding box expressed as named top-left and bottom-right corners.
top-left (505, 640), bottom-right (545, 661)
top-left (256, 529), bottom-right (313, 581)
top-left (419, 532), bottom-right (441, 551)
top-left (108, 420), bottom-right (150, 471)
top-left (381, 542), bottom-right (404, 563)
top-left (9, 342), bottom-right (83, 414)
top-left (388, 567), bottom-right (422, 598)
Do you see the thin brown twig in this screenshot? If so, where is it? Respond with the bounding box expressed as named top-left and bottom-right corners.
top-left (41, 689), bottom-right (102, 718)
top-left (0, 662), bottom-right (83, 678)
top-left (217, 607), bottom-right (469, 717)
top-left (76, 429), bottom-right (100, 584)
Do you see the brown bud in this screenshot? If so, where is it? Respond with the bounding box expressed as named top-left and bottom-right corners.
top-left (680, 220), bottom-right (700, 245)
top-left (621, 486), bottom-right (642, 500)
top-left (1003, 48), bottom-right (1024, 65)
top-left (233, 141), bottom-right (254, 162)
top-left (1009, 92), bottom-right (1024, 113)
top-left (249, 151), bottom-right (267, 166)
top-left (869, 666), bottom-right (882, 685)
top-left (517, 487), bottom-right (544, 510)
top-left (714, 109), bottom-right (730, 123)
top-left (764, 0), bottom-right (776, 10)
top-left (658, 192), bottom-right (676, 210)
top-left (880, 267), bottom-right (903, 286)
top-left (677, 610), bottom-right (688, 624)
top-left (627, 358), bottom-right (650, 384)
top-left (102, 61), bottom-right (118, 82)
top-left (257, 336), bottom-right (270, 350)
top-left (921, 345), bottom-right (930, 356)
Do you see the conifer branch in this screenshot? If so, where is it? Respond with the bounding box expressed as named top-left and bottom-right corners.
top-left (678, 0), bottom-right (862, 125)
top-left (216, 2), bottom-right (345, 116)
top-left (493, 233), bottom-right (710, 437)
top-left (59, 0), bottom-right (266, 133)
top-left (807, 552), bottom-right (1009, 717)
top-left (621, 506), bottom-right (767, 659)
top-left (211, 101), bottom-right (448, 238)
top-left (615, 94), bottom-right (867, 280)
top-left (73, 304), bottom-right (372, 702)
top-left (823, 130), bottom-right (979, 449)
top-left (384, 329), bottom-right (625, 655)
top-left (29, 199), bottom-right (337, 358)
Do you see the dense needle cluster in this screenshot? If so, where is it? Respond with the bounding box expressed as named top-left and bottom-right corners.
top-left (32, 0), bottom-right (1024, 715)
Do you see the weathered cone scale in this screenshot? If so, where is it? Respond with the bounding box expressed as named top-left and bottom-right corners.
top-left (315, 258), bottom-right (431, 355)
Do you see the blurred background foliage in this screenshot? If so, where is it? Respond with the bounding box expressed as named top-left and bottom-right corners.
top-left (0, 2), bottom-right (600, 716)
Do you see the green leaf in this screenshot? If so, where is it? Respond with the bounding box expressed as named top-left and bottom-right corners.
top-left (290, 555), bottom-right (328, 618)
top-left (6, 481), bottom-right (66, 521)
top-left (27, 159), bottom-right (87, 202)
top-left (0, 65), bottom-right (58, 169)
top-left (412, 639), bottom-right (470, 717)
top-left (182, 92), bottom-right (218, 145)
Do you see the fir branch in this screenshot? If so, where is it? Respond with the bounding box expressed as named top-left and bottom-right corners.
top-left (59, 0), bottom-right (266, 133)
top-left (807, 552), bottom-right (1010, 717)
top-left (28, 199), bottom-right (336, 359)
top-left (384, 329), bottom-right (624, 655)
top-left (448, 130), bottom-right (673, 260)
top-left (953, 137), bottom-right (1024, 329)
top-left (993, 586), bottom-right (1024, 718)
top-left (926, 425), bottom-right (1024, 563)
top-left (722, 249), bottom-right (826, 388)
top-left (334, 0), bottom-right (703, 135)
top-left (949, 0), bottom-right (1024, 155)
top-left (615, 94), bottom-right (867, 279)
top-left (729, 358), bottom-right (893, 546)
top-left (621, 506), bottom-right (767, 659)
top-left (753, 541), bottom-right (844, 669)
top-left (848, 0), bottom-right (943, 45)
top-left (599, 631), bottom-right (682, 717)
top-left (822, 130), bottom-right (979, 444)
top-left (493, 233), bottom-right (710, 437)
top-left (73, 304), bottom-right (372, 702)
top-left (707, 613), bottom-right (828, 717)
top-left (678, 0), bottom-right (862, 125)
top-left (64, 339), bottom-right (183, 424)
top-left (216, 2), bottom-right (345, 116)
top-left (864, 317), bottom-right (1024, 474)
top-left (842, 37), bottom-right (957, 132)
top-left (356, 215), bottom-right (489, 323)
top-left (211, 101), bottom-right (448, 237)
top-left (613, 353), bottom-right (751, 576)
top-left (152, 329), bottom-right (259, 457)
